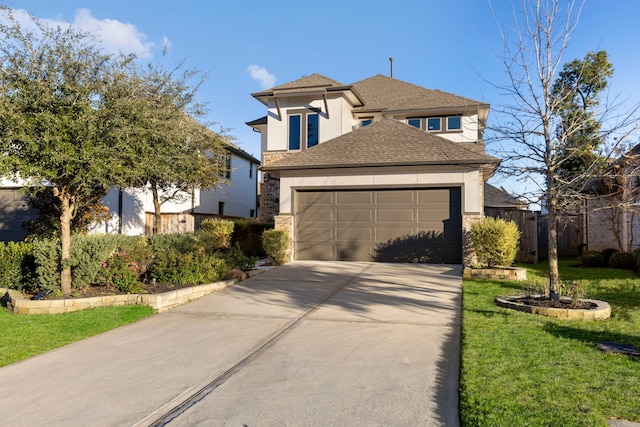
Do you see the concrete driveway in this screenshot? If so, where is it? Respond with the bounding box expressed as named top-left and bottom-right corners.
top-left (0, 261), bottom-right (462, 427)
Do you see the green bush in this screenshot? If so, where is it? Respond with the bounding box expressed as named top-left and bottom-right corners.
top-left (469, 217), bottom-right (520, 268)
top-left (0, 241), bottom-right (35, 291)
top-left (33, 239), bottom-right (61, 291)
top-left (581, 250), bottom-right (605, 268)
top-left (218, 243), bottom-right (259, 271)
top-left (600, 248), bottom-right (619, 265)
top-left (609, 251), bottom-right (636, 270)
top-left (151, 250), bottom-right (229, 285)
top-left (261, 229), bottom-right (290, 265)
top-left (200, 218), bottom-right (234, 249)
top-left (149, 233), bottom-right (199, 254)
top-left (101, 237), bottom-right (154, 293)
top-left (231, 219), bottom-right (274, 257)
top-left (68, 234), bottom-right (122, 289)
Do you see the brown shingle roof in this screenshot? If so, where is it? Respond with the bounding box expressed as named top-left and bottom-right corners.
top-left (351, 74), bottom-right (486, 112)
top-left (484, 183), bottom-right (527, 208)
top-left (261, 119), bottom-right (499, 171)
top-left (252, 74), bottom-right (344, 97)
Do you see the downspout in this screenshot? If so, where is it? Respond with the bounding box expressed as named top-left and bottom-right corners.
top-left (118, 187), bottom-right (123, 235)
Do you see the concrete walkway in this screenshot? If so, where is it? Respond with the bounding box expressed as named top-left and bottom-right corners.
top-left (0, 261), bottom-right (462, 426)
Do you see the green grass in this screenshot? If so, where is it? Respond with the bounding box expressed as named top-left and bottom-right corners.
top-left (460, 258), bottom-right (640, 426)
top-left (0, 305), bottom-right (154, 367)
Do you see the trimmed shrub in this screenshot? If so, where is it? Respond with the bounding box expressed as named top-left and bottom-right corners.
top-left (0, 241), bottom-right (35, 291)
top-left (200, 218), bottom-right (234, 249)
top-left (151, 250), bottom-right (229, 285)
top-left (469, 217), bottom-right (520, 268)
top-left (261, 229), bottom-right (290, 265)
top-left (33, 239), bottom-right (61, 291)
top-left (609, 251), bottom-right (636, 270)
top-left (149, 233), bottom-right (199, 254)
top-left (231, 219), bottom-right (274, 257)
top-left (581, 250), bottom-right (605, 268)
top-left (600, 248), bottom-right (619, 265)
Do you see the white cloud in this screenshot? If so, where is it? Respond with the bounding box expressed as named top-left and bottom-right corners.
top-left (247, 65), bottom-right (276, 90)
top-left (71, 9), bottom-right (154, 58)
top-left (5, 8), bottom-right (155, 58)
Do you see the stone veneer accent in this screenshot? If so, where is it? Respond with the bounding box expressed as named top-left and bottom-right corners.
top-left (260, 151), bottom-right (291, 222)
top-left (274, 213), bottom-right (294, 262)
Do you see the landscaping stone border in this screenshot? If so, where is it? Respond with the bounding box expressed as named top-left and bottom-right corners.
top-left (0, 270), bottom-right (266, 315)
top-left (463, 266), bottom-right (527, 281)
top-left (495, 295), bottom-right (611, 320)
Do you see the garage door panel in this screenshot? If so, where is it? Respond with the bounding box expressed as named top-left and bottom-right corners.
top-left (336, 210), bottom-right (373, 223)
top-left (377, 208), bottom-right (414, 222)
top-left (377, 190), bottom-right (414, 204)
top-left (295, 188), bottom-right (461, 263)
top-left (336, 191), bottom-right (372, 204)
top-left (336, 227), bottom-right (373, 242)
top-left (0, 189), bottom-right (39, 242)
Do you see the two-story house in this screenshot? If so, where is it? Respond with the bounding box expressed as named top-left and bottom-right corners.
top-left (248, 74), bottom-right (499, 264)
top-left (1, 142), bottom-right (260, 241)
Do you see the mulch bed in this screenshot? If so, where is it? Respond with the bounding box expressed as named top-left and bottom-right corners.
top-left (511, 296), bottom-right (597, 310)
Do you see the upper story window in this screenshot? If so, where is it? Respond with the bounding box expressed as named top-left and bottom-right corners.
top-left (360, 118), bottom-right (373, 128)
top-left (427, 117), bottom-right (441, 131)
top-left (447, 116), bottom-right (461, 131)
top-left (407, 118), bottom-right (421, 128)
top-left (406, 116), bottom-right (462, 132)
top-left (219, 152), bottom-right (231, 178)
top-left (289, 110), bottom-right (319, 150)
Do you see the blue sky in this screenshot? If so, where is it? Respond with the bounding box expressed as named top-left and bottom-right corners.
top-left (5, 0), bottom-right (640, 195)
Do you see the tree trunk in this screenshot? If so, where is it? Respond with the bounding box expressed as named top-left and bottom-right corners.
top-left (151, 185), bottom-right (162, 236)
top-left (55, 188), bottom-right (75, 297)
top-left (548, 206), bottom-right (560, 302)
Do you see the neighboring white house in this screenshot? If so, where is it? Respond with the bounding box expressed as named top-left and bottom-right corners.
top-left (0, 142), bottom-right (260, 240)
top-left (248, 74), bottom-right (500, 264)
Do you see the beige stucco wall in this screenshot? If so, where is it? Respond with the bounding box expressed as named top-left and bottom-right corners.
top-left (277, 165), bottom-right (484, 216)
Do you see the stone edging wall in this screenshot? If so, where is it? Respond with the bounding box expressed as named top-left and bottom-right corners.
top-left (1, 280), bottom-right (236, 315)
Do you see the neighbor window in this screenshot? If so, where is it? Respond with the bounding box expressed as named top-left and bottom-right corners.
top-left (408, 118), bottom-right (422, 128)
top-left (360, 118), bottom-right (373, 127)
top-left (427, 117), bottom-right (441, 131)
top-left (218, 201), bottom-right (225, 216)
top-left (288, 110), bottom-right (319, 150)
top-left (447, 116), bottom-right (461, 131)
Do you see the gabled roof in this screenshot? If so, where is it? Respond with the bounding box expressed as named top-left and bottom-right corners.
top-left (261, 119), bottom-right (499, 171)
top-left (251, 74), bottom-right (363, 106)
top-left (352, 74), bottom-right (487, 113)
top-left (484, 183), bottom-right (528, 208)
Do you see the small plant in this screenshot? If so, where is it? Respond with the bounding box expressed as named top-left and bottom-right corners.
top-left (469, 217), bottom-right (520, 268)
top-left (581, 250), bottom-right (605, 268)
top-left (200, 218), bottom-right (234, 249)
top-left (262, 229), bottom-right (290, 265)
top-left (559, 280), bottom-right (587, 306)
top-left (218, 243), bottom-right (258, 271)
top-left (600, 248), bottom-right (619, 265)
top-left (102, 249), bottom-right (145, 293)
top-left (609, 251), bottom-right (636, 270)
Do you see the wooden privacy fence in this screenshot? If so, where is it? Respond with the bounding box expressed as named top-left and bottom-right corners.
top-left (144, 212), bottom-right (245, 235)
top-left (485, 209), bottom-right (584, 263)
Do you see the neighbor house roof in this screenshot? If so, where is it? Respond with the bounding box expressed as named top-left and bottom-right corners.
top-left (484, 183), bottom-right (528, 208)
top-left (260, 118), bottom-right (499, 171)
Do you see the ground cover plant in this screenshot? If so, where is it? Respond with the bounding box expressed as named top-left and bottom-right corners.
top-left (460, 258), bottom-right (640, 426)
top-left (0, 305), bottom-right (153, 367)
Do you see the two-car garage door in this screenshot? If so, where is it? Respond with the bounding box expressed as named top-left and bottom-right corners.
top-left (295, 187), bottom-right (462, 263)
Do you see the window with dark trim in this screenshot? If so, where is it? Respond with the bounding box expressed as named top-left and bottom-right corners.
top-left (360, 118), bottom-right (373, 128)
top-left (218, 201), bottom-right (225, 215)
top-left (288, 110), bottom-right (319, 150)
top-left (408, 118), bottom-right (421, 128)
top-left (427, 117), bottom-right (441, 131)
top-left (447, 116), bottom-right (461, 131)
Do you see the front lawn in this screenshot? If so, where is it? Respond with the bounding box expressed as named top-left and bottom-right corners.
top-left (0, 304), bottom-right (154, 368)
top-left (460, 258), bottom-right (640, 426)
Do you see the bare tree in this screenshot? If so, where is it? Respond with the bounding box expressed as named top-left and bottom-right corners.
top-left (487, 0), bottom-right (639, 300)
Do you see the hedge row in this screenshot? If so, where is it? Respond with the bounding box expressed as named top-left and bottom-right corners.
top-left (581, 247), bottom-right (640, 270)
top-left (2, 219), bottom-right (275, 295)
